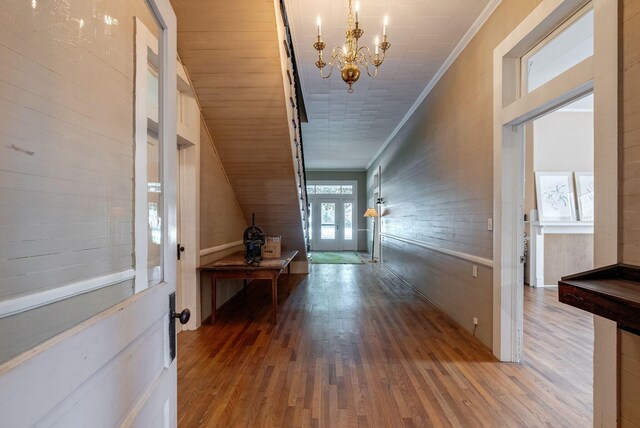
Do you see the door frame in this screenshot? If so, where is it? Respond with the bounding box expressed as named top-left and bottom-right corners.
top-left (492, 0), bottom-right (618, 424)
top-left (308, 180), bottom-right (358, 251)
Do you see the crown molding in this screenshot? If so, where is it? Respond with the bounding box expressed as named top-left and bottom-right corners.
top-left (366, 0), bottom-right (503, 170)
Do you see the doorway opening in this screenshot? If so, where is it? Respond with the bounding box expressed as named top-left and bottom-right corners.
top-left (307, 181), bottom-right (358, 252)
top-left (521, 94), bottom-right (595, 422)
top-left (493, 0), bottom-right (618, 422)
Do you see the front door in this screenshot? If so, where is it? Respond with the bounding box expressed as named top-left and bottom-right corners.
top-left (0, 0), bottom-right (180, 425)
top-left (315, 199), bottom-right (340, 250)
top-left (312, 198), bottom-right (357, 251)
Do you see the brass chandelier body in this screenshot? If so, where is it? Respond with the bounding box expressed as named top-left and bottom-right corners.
top-left (313, 0), bottom-right (390, 93)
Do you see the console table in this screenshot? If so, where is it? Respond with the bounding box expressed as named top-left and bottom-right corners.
top-left (198, 250), bottom-right (298, 324)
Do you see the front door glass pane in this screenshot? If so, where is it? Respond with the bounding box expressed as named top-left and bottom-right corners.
top-left (341, 185), bottom-right (353, 194)
top-left (344, 203), bottom-right (353, 240)
top-left (320, 202), bottom-right (336, 239)
top-left (316, 185), bottom-right (341, 195)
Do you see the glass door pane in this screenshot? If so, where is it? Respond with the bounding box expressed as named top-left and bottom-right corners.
top-left (147, 68), bottom-right (163, 287)
top-left (344, 203), bottom-right (353, 241)
top-left (320, 202), bottom-right (336, 239)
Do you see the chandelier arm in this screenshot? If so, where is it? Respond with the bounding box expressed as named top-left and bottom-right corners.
top-left (362, 60), bottom-right (379, 78)
top-left (319, 63), bottom-right (335, 79)
top-left (329, 47), bottom-right (346, 69)
top-left (356, 46), bottom-right (380, 78)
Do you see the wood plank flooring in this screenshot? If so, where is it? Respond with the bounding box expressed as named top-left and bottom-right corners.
top-left (178, 263), bottom-right (593, 427)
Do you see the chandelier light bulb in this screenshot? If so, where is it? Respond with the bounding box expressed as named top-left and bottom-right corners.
top-left (355, 1), bottom-right (360, 22)
top-left (383, 16), bottom-right (388, 36)
top-left (317, 16), bottom-right (321, 36)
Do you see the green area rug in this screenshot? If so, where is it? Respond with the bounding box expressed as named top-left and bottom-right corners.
top-left (309, 252), bottom-right (364, 264)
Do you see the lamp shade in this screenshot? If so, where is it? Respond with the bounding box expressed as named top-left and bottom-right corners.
top-left (363, 208), bottom-right (378, 217)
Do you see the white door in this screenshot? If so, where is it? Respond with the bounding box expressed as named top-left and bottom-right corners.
top-left (312, 198), bottom-right (357, 251)
top-left (314, 199), bottom-right (341, 250)
top-left (0, 0), bottom-right (181, 425)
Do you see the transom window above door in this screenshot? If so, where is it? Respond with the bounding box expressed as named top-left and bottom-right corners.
top-left (307, 184), bottom-right (353, 195)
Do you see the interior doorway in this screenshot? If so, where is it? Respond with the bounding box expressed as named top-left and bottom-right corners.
top-left (520, 94), bottom-right (595, 418)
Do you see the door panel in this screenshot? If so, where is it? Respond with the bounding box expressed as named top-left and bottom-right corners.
top-left (311, 196), bottom-right (358, 251)
top-left (0, 0), bottom-right (179, 424)
top-left (315, 199), bottom-right (339, 250)
top-left (342, 201), bottom-right (356, 251)
top-left (0, 283), bottom-right (173, 426)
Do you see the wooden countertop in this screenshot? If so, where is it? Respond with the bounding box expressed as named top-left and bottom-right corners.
top-left (558, 263), bottom-right (640, 332)
top-left (198, 250), bottom-right (298, 271)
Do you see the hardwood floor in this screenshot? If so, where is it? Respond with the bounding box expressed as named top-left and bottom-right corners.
top-left (178, 263), bottom-right (593, 427)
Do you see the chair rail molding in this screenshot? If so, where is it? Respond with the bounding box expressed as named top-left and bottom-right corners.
top-left (200, 241), bottom-right (244, 257)
top-left (381, 233), bottom-right (493, 268)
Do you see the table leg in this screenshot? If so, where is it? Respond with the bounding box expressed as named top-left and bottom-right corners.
top-left (211, 276), bottom-right (217, 325)
top-left (271, 276), bottom-right (278, 324)
top-left (243, 279), bottom-right (248, 298)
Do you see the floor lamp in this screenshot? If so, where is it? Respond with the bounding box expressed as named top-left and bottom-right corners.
top-left (363, 208), bottom-right (378, 263)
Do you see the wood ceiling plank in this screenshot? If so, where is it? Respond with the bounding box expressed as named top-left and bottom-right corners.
top-left (172, 0), bottom-right (307, 257)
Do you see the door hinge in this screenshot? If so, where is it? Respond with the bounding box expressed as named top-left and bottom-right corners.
top-left (177, 243), bottom-right (185, 260)
top-left (520, 255), bottom-right (526, 264)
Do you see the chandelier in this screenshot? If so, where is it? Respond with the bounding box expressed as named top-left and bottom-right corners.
top-left (313, 1), bottom-right (390, 93)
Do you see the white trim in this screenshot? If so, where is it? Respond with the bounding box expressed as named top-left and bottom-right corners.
top-left (0, 269), bottom-right (135, 319)
top-left (134, 19), bottom-right (158, 293)
top-left (381, 233), bottom-right (493, 268)
top-left (493, 0), bottom-right (591, 363)
top-left (366, 0), bottom-right (502, 170)
top-left (200, 241), bottom-right (243, 257)
top-left (290, 261), bottom-right (310, 274)
top-left (592, 0), bottom-right (618, 425)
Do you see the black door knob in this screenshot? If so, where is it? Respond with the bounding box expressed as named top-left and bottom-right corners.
top-left (172, 308), bottom-right (191, 325)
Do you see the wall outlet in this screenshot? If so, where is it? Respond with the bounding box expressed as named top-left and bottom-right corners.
top-left (473, 317), bottom-right (478, 325)
top-left (472, 265), bottom-right (478, 278)
top-left (487, 218), bottom-right (493, 231)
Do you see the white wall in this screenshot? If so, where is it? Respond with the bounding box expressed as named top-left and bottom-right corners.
top-left (534, 109), bottom-right (594, 172)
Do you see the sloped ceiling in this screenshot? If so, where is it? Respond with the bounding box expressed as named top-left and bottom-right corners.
top-left (172, 0), bottom-right (307, 256)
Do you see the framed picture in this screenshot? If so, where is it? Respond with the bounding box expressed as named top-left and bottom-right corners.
top-left (574, 172), bottom-right (594, 221)
top-left (535, 171), bottom-right (576, 221)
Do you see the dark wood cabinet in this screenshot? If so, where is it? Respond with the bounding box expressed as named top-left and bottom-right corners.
top-left (558, 263), bottom-right (640, 333)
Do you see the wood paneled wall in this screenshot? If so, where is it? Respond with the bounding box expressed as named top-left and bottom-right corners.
top-left (621, 1), bottom-right (640, 425)
top-left (171, 0), bottom-right (307, 262)
top-left (622, 0), bottom-right (640, 266)
top-left (367, 0), bottom-right (542, 348)
top-left (620, 329), bottom-right (640, 427)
